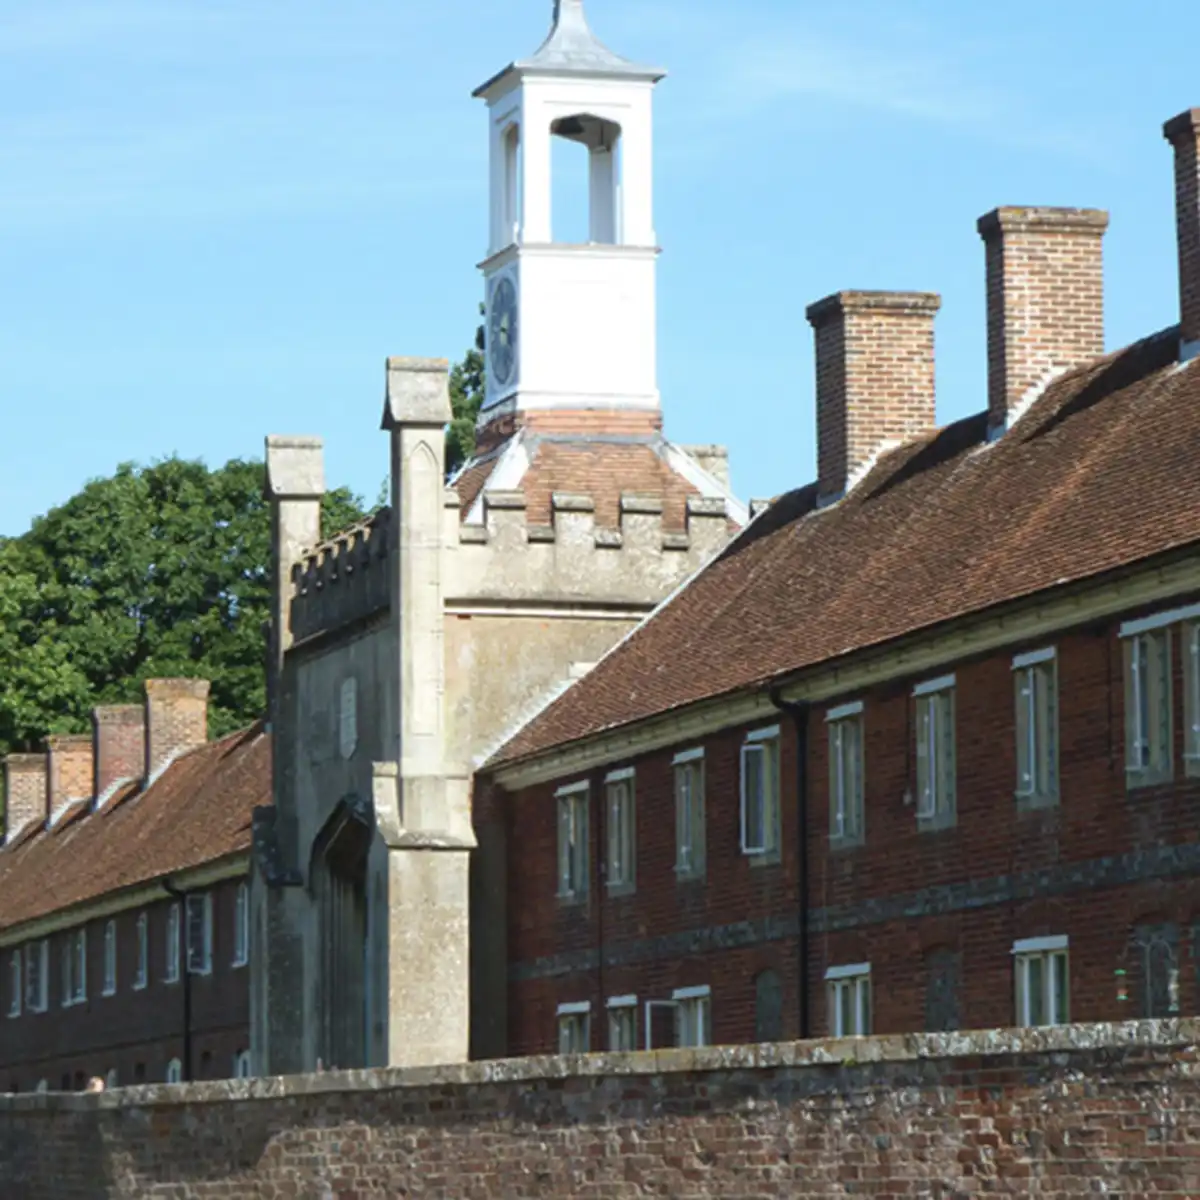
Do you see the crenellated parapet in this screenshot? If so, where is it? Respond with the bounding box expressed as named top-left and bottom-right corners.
top-left (289, 509), bottom-right (392, 643)
top-left (446, 488), bottom-right (732, 608)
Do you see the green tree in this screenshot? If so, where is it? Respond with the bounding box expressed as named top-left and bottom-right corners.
top-left (0, 457), bottom-right (366, 756)
top-left (445, 304), bottom-right (487, 477)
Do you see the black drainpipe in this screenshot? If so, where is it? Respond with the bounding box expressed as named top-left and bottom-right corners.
top-left (162, 879), bottom-right (192, 1082)
top-left (768, 687), bottom-right (811, 1040)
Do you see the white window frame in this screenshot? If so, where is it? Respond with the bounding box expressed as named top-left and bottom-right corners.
top-left (826, 701), bottom-right (865, 843)
top-left (1012, 647), bottom-right (1058, 805)
top-left (555, 782), bottom-right (589, 902)
top-left (673, 748), bottom-right (706, 879)
top-left (672, 984), bottom-right (711, 1048)
top-left (186, 893), bottom-right (213, 976)
top-left (233, 1050), bottom-right (252, 1079)
top-left (1185, 621), bottom-right (1200, 777)
top-left (62, 929), bottom-right (87, 1008)
top-left (24, 941), bottom-right (48, 1013)
top-left (165, 903), bottom-right (181, 984)
top-left (102, 920), bottom-right (117, 997)
top-left (232, 882), bottom-right (250, 968)
top-left (165, 1058), bottom-right (183, 1084)
top-left (914, 676), bottom-right (956, 826)
top-left (605, 768), bottom-right (636, 891)
top-left (556, 1001), bottom-right (591, 1054)
top-left (1123, 626), bottom-right (1172, 786)
top-left (825, 963), bottom-right (872, 1037)
top-left (1013, 935), bottom-right (1070, 1027)
top-left (606, 994), bottom-right (638, 1052)
top-left (134, 912), bottom-right (148, 990)
top-left (7, 950), bottom-right (20, 1018)
top-left (740, 726), bottom-right (781, 860)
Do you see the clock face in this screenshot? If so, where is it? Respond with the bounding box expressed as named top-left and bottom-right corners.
top-left (488, 275), bottom-right (519, 389)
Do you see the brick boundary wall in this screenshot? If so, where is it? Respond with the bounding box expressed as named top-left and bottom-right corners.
top-left (3, 1021), bottom-right (1200, 1197)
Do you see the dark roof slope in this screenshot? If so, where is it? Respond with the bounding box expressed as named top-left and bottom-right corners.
top-left (0, 724), bottom-right (270, 933)
top-left (494, 328), bottom-right (1200, 765)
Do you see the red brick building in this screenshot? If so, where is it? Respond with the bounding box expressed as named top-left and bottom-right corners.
top-left (0, 680), bottom-right (266, 1092)
top-left (476, 110), bottom-right (1200, 1060)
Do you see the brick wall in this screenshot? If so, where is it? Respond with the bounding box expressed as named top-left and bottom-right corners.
top-left (3, 1021), bottom-right (1200, 1197)
top-left (0, 879), bottom-right (250, 1092)
top-left (502, 593), bottom-right (1200, 1056)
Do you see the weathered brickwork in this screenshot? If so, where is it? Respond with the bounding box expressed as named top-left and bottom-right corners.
top-left (2, 1022), bottom-right (1200, 1197)
top-left (504, 592), bottom-right (1200, 1055)
top-left (0, 879), bottom-right (250, 1093)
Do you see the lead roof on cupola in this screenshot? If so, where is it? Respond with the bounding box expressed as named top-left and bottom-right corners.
top-left (473, 0), bottom-right (666, 98)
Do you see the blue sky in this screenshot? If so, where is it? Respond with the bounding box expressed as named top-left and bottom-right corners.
top-left (0, 0), bottom-right (1194, 534)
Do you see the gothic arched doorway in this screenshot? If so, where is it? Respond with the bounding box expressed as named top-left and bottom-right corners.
top-left (311, 798), bottom-right (372, 1070)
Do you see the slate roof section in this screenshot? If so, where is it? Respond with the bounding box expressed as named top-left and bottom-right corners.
top-left (0, 725), bottom-right (269, 934)
top-left (492, 327), bottom-right (1200, 766)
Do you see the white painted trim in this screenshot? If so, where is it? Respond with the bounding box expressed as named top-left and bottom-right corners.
top-left (606, 994), bottom-right (637, 1009)
top-left (1012, 646), bottom-right (1056, 670)
top-left (825, 962), bottom-right (871, 981)
top-left (604, 767), bottom-right (635, 784)
top-left (825, 700), bottom-right (864, 723)
top-left (445, 602), bottom-right (651, 622)
top-left (661, 441), bottom-right (750, 528)
top-left (556, 1001), bottom-right (591, 1015)
top-left (913, 674), bottom-right (956, 697)
top-left (1119, 601), bottom-right (1200, 639)
top-left (672, 747), bottom-right (705, 765)
top-left (491, 558), bottom-right (1200, 791)
top-left (554, 780), bottom-right (590, 798)
top-left (745, 724), bottom-right (781, 743)
top-left (672, 985), bottom-right (711, 1001)
top-left (463, 432), bottom-right (530, 525)
top-left (1012, 934), bottom-right (1068, 955)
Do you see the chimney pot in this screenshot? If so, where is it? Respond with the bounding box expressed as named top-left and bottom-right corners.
top-left (1163, 109), bottom-right (1200, 353)
top-left (92, 704), bottom-right (146, 799)
top-left (3, 753), bottom-right (48, 841)
top-left (805, 290), bottom-right (941, 503)
top-left (143, 678), bottom-right (210, 781)
top-left (977, 205), bottom-right (1108, 432)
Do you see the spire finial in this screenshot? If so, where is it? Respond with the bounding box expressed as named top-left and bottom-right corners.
top-left (553, 0), bottom-right (586, 27)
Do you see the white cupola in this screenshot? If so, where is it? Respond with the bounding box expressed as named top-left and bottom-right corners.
top-left (473, 0), bottom-right (667, 424)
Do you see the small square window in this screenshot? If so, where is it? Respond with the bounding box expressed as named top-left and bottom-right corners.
top-left (1013, 937), bottom-right (1069, 1027)
top-left (826, 964), bottom-right (871, 1037)
top-left (556, 785), bottom-right (589, 902)
top-left (605, 771), bottom-right (636, 892)
top-left (740, 728), bottom-right (781, 861)
top-left (556, 1003), bottom-right (590, 1053)
top-left (673, 751), bottom-right (706, 879)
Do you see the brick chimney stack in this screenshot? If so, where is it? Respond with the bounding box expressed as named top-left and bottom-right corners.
top-left (977, 206), bottom-right (1108, 434)
top-left (144, 679), bottom-right (210, 781)
top-left (46, 734), bottom-right (94, 816)
top-left (92, 704), bottom-right (146, 797)
top-left (3, 754), bottom-right (48, 841)
top-left (805, 290), bottom-right (941, 504)
top-left (1163, 110), bottom-right (1200, 354)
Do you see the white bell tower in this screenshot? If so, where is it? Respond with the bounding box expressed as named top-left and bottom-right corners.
top-left (473, 0), bottom-right (666, 423)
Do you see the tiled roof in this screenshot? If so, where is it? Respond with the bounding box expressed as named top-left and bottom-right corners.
top-left (492, 327), bottom-right (1200, 766)
top-left (0, 725), bottom-right (270, 933)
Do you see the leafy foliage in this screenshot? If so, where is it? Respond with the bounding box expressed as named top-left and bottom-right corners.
top-left (0, 458), bottom-right (365, 756)
top-left (445, 304), bottom-right (487, 477)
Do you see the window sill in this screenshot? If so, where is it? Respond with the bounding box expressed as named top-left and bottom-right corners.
top-left (605, 882), bottom-right (637, 898)
top-left (829, 834), bottom-right (865, 852)
top-left (674, 867), bottom-right (706, 884)
top-left (1015, 791), bottom-right (1059, 813)
top-left (556, 892), bottom-right (588, 908)
top-left (916, 812), bottom-right (957, 834)
top-left (101, 988), bottom-right (116, 999)
top-left (1126, 770), bottom-right (1174, 792)
top-left (746, 850), bottom-right (782, 869)
top-left (231, 959), bottom-right (248, 970)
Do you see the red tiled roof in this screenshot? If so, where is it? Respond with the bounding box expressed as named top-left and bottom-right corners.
top-left (493, 327), bottom-right (1200, 765)
top-left (0, 724), bottom-right (270, 933)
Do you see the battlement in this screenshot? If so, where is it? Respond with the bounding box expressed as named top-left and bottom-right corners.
top-left (447, 487), bottom-right (733, 607)
top-left (287, 485), bottom-right (738, 642)
top-left (289, 509), bottom-right (392, 643)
